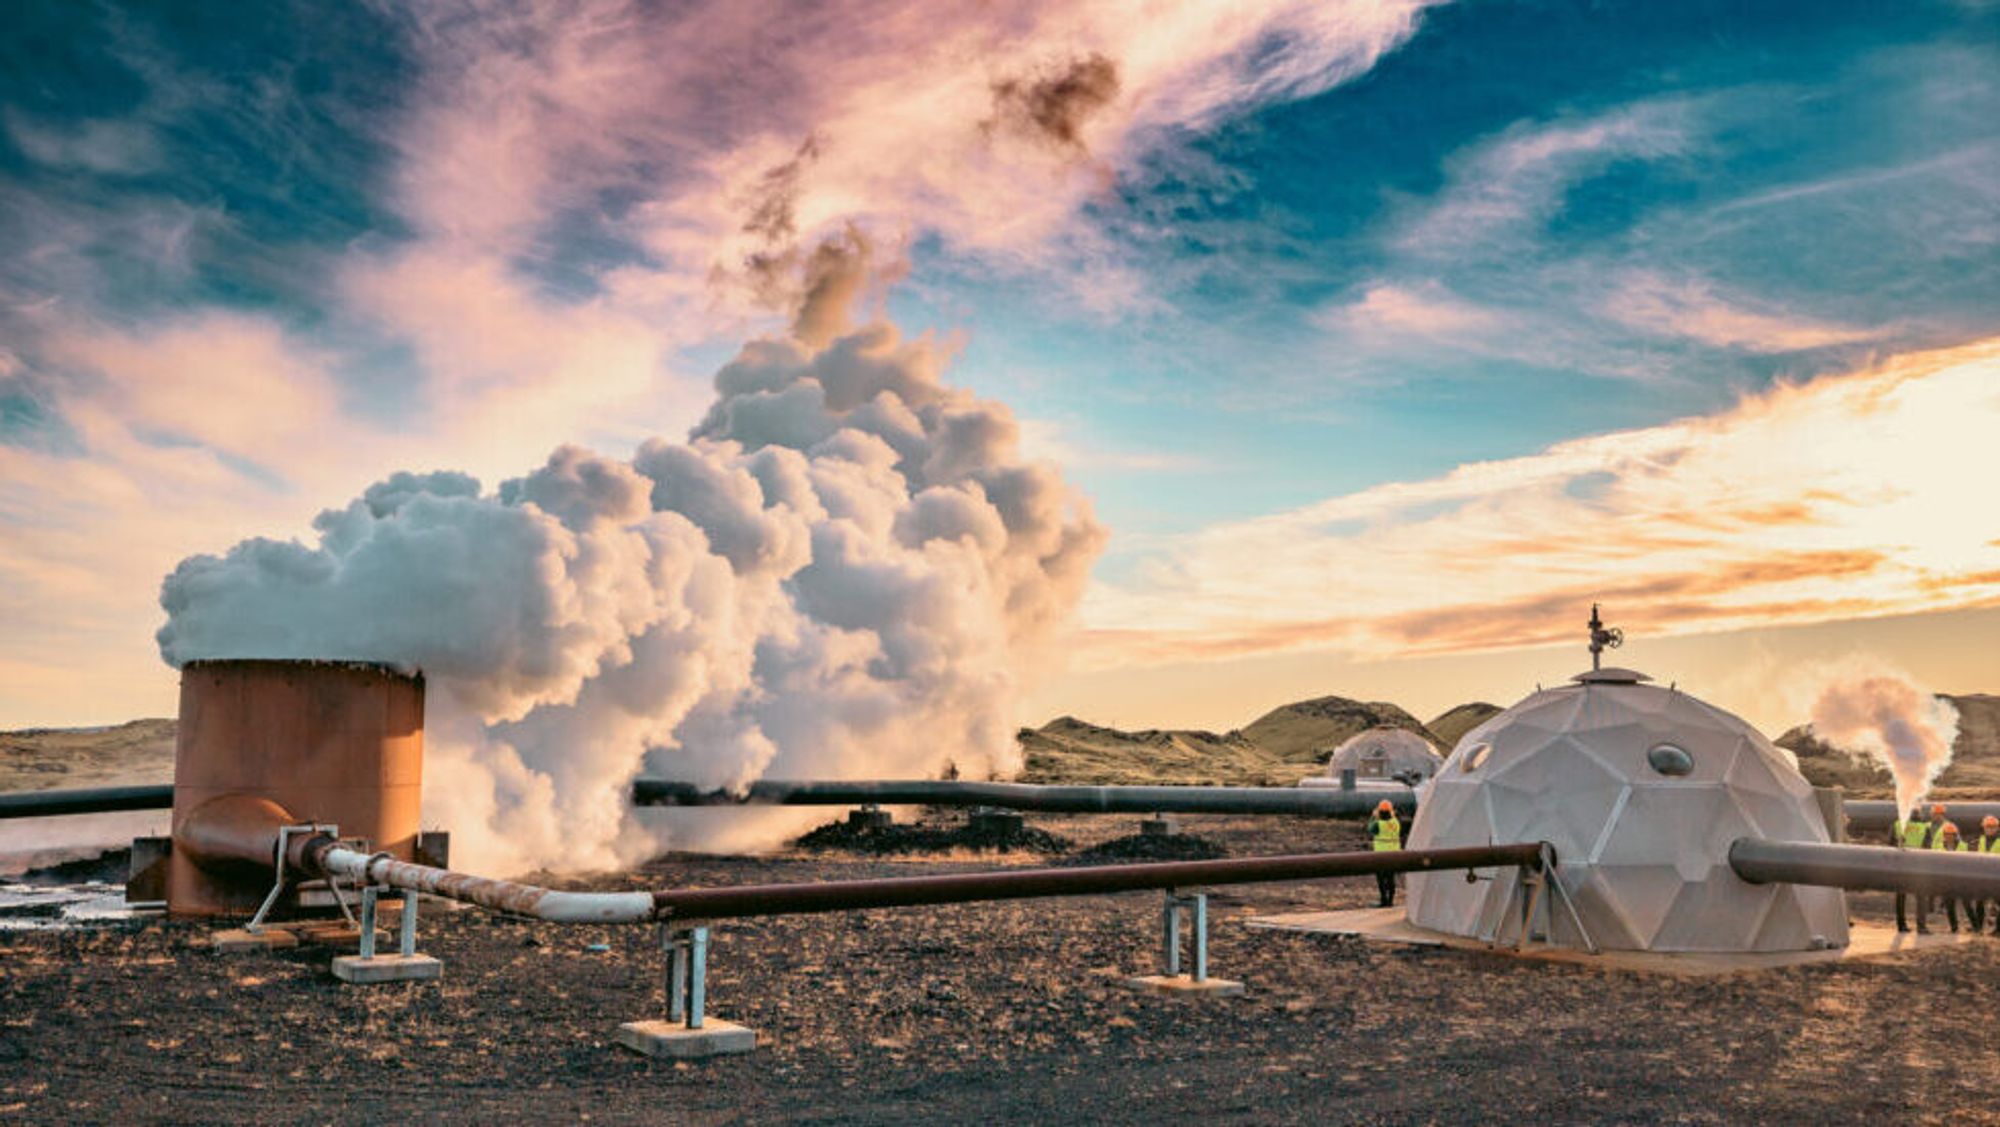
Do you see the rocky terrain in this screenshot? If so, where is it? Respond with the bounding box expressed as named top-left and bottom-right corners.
top-left (0, 720), bottom-right (175, 792)
top-left (4, 813), bottom-right (1999, 1125)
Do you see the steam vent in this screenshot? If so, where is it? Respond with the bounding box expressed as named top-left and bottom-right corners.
top-left (168, 659), bottom-right (424, 916)
top-left (1406, 668), bottom-right (1849, 952)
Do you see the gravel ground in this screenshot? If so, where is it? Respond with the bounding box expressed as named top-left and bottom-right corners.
top-left (4, 814), bottom-right (2000, 1125)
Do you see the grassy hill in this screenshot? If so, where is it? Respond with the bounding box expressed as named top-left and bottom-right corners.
top-left (1021, 695), bottom-right (1452, 786)
top-left (1239, 697), bottom-right (1440, 770)
top-left (1427, 703), bottom-right (1502, 753)
top-left (1017, 717), bottom-right (1291, 786)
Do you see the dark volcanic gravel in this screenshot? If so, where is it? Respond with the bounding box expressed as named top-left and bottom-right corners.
top-left (1065, 832), bottom-right (1228, 864)
top-left (792, 816), bottom-right (1071, 855)
top-left (4, 814), bottom-right (2000, 1124)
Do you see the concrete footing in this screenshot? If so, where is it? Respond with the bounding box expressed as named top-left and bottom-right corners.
top-left (1123, 974), bottom-right (1245, 997)
top-left (332, 953), bottom-right (443, 984)
top-left (847, 807), bottom-right (893, 830)
top-left (1139, 815), bottom-right (1179, 837)
top-left (615, 1019), bottom-right (757, 1059)
top-left (968, 809), bottom-right (1025, 835)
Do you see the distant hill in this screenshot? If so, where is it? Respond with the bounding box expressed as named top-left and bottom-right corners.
top-left (1017, 716), bottom-right (1289, 786)
top-left (1427, 703), bottom-right (1502, 753)
top-left (0, 719), bottom-right (176, 791)
top-left (1239, 696), bottom-right (1441, 770)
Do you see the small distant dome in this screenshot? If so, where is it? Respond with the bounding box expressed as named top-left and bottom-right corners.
top-left (1324, 726), bottom-right (1444, 782)
top-left (1572, 667), bottom-right (1653, 684)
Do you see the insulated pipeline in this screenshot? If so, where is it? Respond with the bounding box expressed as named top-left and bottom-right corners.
top-left (630, 779), bottom-right (1417, 818)
top-left (1730, 837), bottom-right (2000, 899)
top-left (302, 840), bottom-right (1547, 925)
top-left (0, 783), bottom-right (174, 820)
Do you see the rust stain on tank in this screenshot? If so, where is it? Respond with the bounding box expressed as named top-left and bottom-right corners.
top-left (167, 659), bottom-right (424, 917)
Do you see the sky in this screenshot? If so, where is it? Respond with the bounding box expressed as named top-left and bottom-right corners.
top-left (3, 0), bottom-right (1998, 739)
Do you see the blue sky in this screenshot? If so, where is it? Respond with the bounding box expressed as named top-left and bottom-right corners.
top-left (2, 1), bottom-right (1998, 729)
top-left (893, 0), bottom-right (1999, 549)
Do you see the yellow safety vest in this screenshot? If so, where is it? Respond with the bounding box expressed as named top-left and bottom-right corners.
top-left (1980, 835), bottom-right (2000, 854)
top-left (1896, 820), bottom-right (1930, 848)
top-left (1933, 829), bottom-right (1966, 851)
top-left (1371, 815), bottom-right (1401, 851)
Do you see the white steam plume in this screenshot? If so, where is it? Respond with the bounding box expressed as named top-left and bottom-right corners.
top-left (1800, 659), bottom-right (1960, 819)
top-left (155, 240), bottom-right (1104, 874)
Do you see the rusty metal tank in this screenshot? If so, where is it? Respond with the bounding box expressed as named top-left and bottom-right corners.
top-left (167, 660), bottom-right (423, 916)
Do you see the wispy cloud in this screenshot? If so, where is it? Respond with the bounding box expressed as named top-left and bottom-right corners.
top-left (1598, 270), bottom-right (1889, 352)
top-left (1394, 98), bottom-right (1697, 259)
top-left (1319, 281), bottom-right (1505, 338)
top-left (1083, 337), bottom-right (2000, 666)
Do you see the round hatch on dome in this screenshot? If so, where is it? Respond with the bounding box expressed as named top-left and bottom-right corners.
top-left (1572, 667), bottom-right (1653, 684)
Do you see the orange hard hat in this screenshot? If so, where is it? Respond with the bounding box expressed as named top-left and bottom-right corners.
top-left (1942, 822), bottom-right (1961, 836)
top-left (1377, 800), bottom-right (1394, 812)
top-left (1984, 816), bottom-right (1998, 831)
top-left (1932, 804), bottom-right (1948, 816)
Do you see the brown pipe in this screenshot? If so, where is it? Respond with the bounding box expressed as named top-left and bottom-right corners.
top-left (642, 842), bottom-right (1546, 921)
top-left (174, 796), bottom-right (1545, 926)
top-left (301, 841), bottom-right (1547, 924)
top-left (173, 793), bottom-right (300, 874)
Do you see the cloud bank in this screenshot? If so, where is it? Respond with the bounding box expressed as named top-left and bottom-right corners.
top-left (1085, 337), bottom-right (2000, 665)
top-left (157, 244), bottom-right (1104, 872)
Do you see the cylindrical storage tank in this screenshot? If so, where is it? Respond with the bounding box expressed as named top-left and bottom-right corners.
top-left (167, 660), bottom-right (423, 916)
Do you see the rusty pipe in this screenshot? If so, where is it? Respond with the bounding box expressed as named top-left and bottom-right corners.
top-left (631, 779), bottom-right (1417, 818)
top-left (172, 793), bottom-right (315, 874)
top-left (1730, 837), bottom-right (2000, 899)
top-left (639, 842), bottom-right (1544, 921)
top-left (0, 783), bottom-right (174, 820)
top-left (295, 841), bottom-right (1547, 925)
top-left (309, 844), bottom-right (657, 924)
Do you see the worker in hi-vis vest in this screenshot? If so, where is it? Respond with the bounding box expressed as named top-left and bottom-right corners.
top-left (1367, 799), bottom-right (1402, 907)
top-left (1891, 805), bottom-right (1934, 933)
top-left (1973, 816), bottom-right (2000, 934)
top-left (1932, 821), bottom-right (1970, 933)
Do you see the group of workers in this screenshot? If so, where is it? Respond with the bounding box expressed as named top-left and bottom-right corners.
top-left (1891, 804), bottom-right (2000, 934)
top-left (1364, 796), bottom-right (1998, 928)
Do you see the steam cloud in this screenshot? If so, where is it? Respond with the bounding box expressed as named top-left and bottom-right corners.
top-left (1803, 661), bottom-right (1960, 819)
top-left (156, 243), bottom-right (1105, 873)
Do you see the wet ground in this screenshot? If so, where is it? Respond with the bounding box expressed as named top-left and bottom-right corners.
top-left (4, 814), bottom-right (1999, 1124)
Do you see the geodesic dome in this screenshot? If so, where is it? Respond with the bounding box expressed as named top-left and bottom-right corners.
top-left (1323, 727), bottom-right (1443, 782)
top-left (1406, 669), bottom-right (1849, 953)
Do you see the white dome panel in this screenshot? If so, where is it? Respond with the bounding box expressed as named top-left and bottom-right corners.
top-left (1407, 672), bottom-right (1849, 953)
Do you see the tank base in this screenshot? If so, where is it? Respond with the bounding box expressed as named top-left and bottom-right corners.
top-left (615, 1019), bottom-right (757, 1058)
